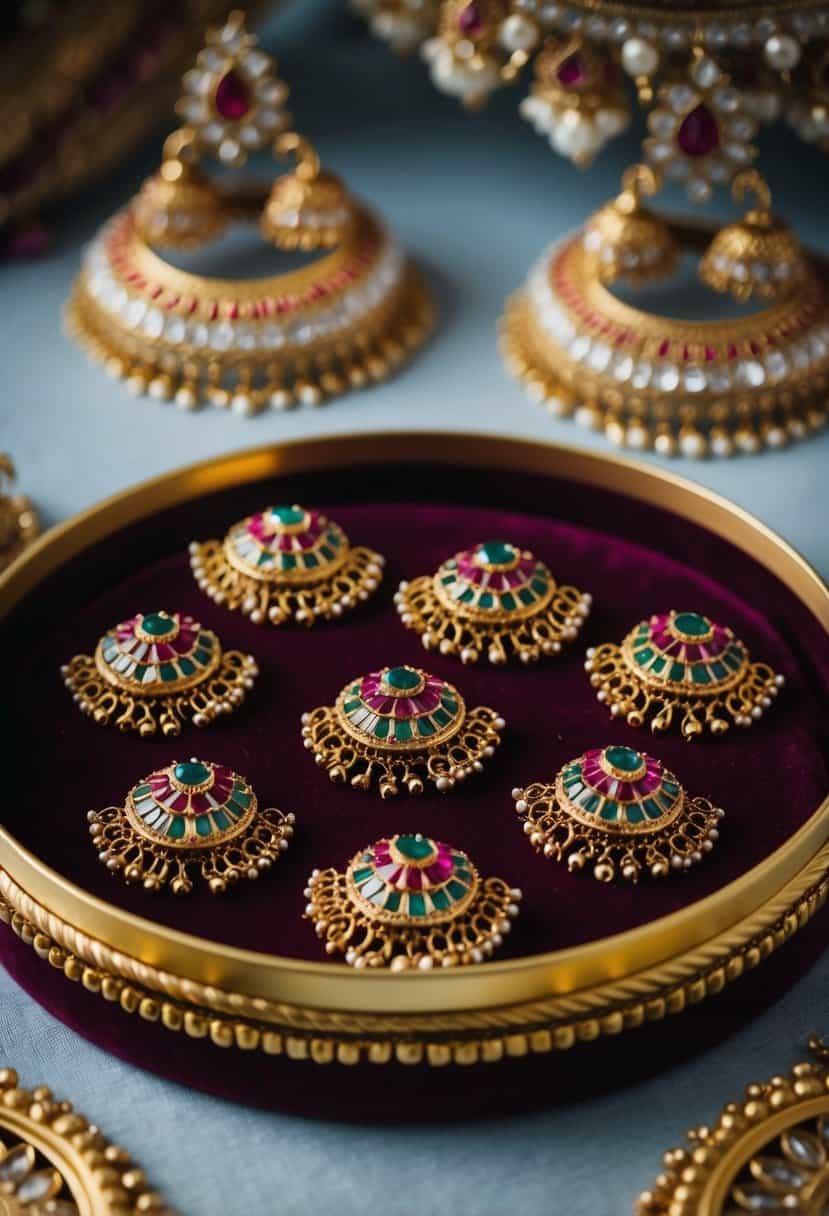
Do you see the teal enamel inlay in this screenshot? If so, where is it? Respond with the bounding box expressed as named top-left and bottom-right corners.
top-left (374, 717), bottom-right (391, 739)
top-left (195, 815), bottom-right (212, 837)
top-left (430, 889), bottom-right (450, 911)
top-left (133, 664), bottom-right (146, 682)
top-left (651, 656), bottom-right (667, 674)
top-left (352, 867), bottom-right (373, 883)
top-left (168, 816), bottom-right (186, 840)
top-left (441, 573), bottom-right (455, 585)
top-left (198, 634), bottom-right (213, 647)
top-left (160, 663), bottom-right (177, 682)
top-left (417, 718), bottom-right (436, 737)
top-left (446, 880), bottom-right (467, 900)
top-left (500, 592), bottom-right (517, 611)
top-left (711, 661), bottom-right (728, 680)
top-left (140, 613), bottom-right (176, 637)
top-left (478, 591), bottom-right (494, 609)
top-left (281, 554), bottom-right (297, 571)
top-left (344, 699), bottom-right (362, 714)
top-left (634, 647), bottom-right (654, 666)
top-left (270, 504), bottom-right (306, 526)
top-left (257, 551), bottom-right (274, 566)
top-left (132, 784), bottom-right (151, 799)
top-left (604, 745), bottom-right (643, 773)
top-left (674, 612), bottom-right (711, 637)
top-left (643, 799), bottom-right (664, 820)
top-left (384, 891), bottom-right (401, 912)
top-left (394, 719), bottom-right (413, 742)
top-left (692, 666), bottom-right (711, 684)
top-left (304, 553), bottom-right (319, 568)
top-left (232, 785), bottom-right (252, 807)
top-left (580, 792), bottom-right (601, 813)
top-left (212, 811), bottom-right (230, 831)
top-left (476, 540), bottom-right (516, 567)
top-left (385, 666), bottom-right (422, 691)
top-left (625, 804), bottom-right (645, 824)
top-left (662, 781), bottom-right (680, 796)
top-left (669, 661), bottom-right (686, 682)
top-left (433, 708), bottom-right (450, 727)
top-left (174, 760), bottom-right (210, 787)
top-left (396, 835), bottom-right (434, 862)
top-left (319, 545), bottom-right (335, 561)
top-left (441, 697), bottom-right (458, 714)
top-left (408, 893), bottom-right (426, 917)
top-left (179, 658), bottom-right (196, 676)
top-left (459, 588), bottom-right (475, 603)
top-left (599, 803), bottom-right (618, 821)
top-left (531, 578), bottom-right (548, 596)
top-left (518, 588), bottom-right (535, 606)
top-left (194, 648), bottom-right (211, 665)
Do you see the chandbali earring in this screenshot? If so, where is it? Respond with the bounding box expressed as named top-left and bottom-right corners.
top-left (585, 610), bottom-right (784, 739)
top-left (88, 758), bottom-right (295, 895)
top-left (513, 743), bottom-right (724, 883)
top-left (304, 831), bottom-right (521, 968)
top-left (61, 610), bottom-right (258, 736)
top-left (395, 538), bottom-right (591, 665)
top-left (66, 10), bottom-right (433, 416)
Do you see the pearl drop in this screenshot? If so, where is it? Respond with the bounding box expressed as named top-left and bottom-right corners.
top-left (764, 33), bottom-right (801, 70)
top-left (621, 36), bottom-right (659, 77)
top-left (499, 13), bottom-right (539, 53)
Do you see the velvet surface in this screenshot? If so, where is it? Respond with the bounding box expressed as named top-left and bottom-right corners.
top-left (2, 463), bottom-right (828, 966)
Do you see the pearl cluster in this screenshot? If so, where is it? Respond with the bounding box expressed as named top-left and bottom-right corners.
top-left (421, 36), bottom-right (501, 104)
top-left (520, 93), bottom-right (629, 166)
top-left (83, 219), bottom-right (405, 358)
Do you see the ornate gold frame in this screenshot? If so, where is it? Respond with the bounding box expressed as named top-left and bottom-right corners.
top-left (1, 433), bottom-right (827, 1065)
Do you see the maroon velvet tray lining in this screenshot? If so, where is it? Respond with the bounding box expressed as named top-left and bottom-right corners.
top-left (3, 462), bottom-right (828, 967)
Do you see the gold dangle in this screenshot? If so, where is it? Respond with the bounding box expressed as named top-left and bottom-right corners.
top-left (582, 165), bottom-right (678, 286)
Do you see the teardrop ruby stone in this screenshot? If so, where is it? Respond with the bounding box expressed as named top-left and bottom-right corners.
top-left (677, 104), bottom-right (719, 157)
top-left (556, 52), bottom-right (588, 87)
top-left (457, 2), bottom-right (483, 34)
top-left (214, 70), bottom-right (251, 121)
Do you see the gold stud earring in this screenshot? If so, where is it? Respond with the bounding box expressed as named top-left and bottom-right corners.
top-left (514, 743), bottom-right (724, 882)
top-left (586, 610), bottom-right (784, 739)
top-left (395, 538), bottom-right (591, 664)
top-left (189, 503), bottom-right (385, 625)
top-left (62, 610), bottom-right (257, 736)
top-left (88, 758), bottom-right (294, 895)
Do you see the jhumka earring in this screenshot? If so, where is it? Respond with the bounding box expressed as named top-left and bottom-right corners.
top-left (586, 610), bottom-right (784, 739)
top-left (0, 454), bottom-right (38, 575)
top-left (395, 538), bottom-right (591, 664)
top-left (513, 743), bottom-right (724, 882)
top-left (61, 610), bottom-right (257, 736)
top-left (304, 831), bottom-right (521, 968)
top-left (88, 758), bottom-right (294, 894)
top-left (301, 664), bottom-right (505, 797)
top-left (190, 503), bottom-right (385, 625)
top-left (66, 11), bottom-right (432, 416)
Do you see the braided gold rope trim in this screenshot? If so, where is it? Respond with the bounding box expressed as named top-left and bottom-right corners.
top-left (2, 848), bottom-right (828, 1065)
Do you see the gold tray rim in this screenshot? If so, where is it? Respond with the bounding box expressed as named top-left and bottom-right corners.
top-left (1, 430), bottom-right (827, 1019)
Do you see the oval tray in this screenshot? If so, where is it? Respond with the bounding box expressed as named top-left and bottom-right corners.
top-left (1, 432), bottom-right (827, 1114)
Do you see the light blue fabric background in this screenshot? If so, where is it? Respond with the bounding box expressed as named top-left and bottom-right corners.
top-left (1, 2), bottom-right (828, 1213)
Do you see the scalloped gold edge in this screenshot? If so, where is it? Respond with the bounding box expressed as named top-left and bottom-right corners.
top-left (2, 840), bottom-right (827, 1066)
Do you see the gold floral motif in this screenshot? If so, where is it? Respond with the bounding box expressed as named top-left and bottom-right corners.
top-left (0, 1068), bottom-right (170, 1214)
top-left (638, 1051), bottom-right (829, 1215)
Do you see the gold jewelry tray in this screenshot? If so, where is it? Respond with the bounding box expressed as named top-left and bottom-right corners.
top-left (1, 431), bottom-right (827, 1071)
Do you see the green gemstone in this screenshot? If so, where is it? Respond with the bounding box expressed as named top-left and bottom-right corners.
top-left (634, 647), bottom-right (654, 666)
top-left (408, 893), bottom-right (426, 917)
top-left (669, 662), bottom-right (686, 682)
top-left (179, 658), bottom-right (196, 676)
top-left (270, 504), bottom-right (305, 526)
top-left (160, 663), bottom-right (177, 682)
top-left (476, 540), bottom-right (516, 567)
top-left (518, 588), bottom-right (534, 606)
top-left (133, 664), bottom-right (146, 682)
top-left (352, 867), bottom-right (373, 883)
top-left (604, 745), bottom-right (643, 773)
top-left (194, 648), bottom-right (211, 665)
top-left (280, 553), bottom-right (296, 571)
top-left (692, 665), bottom-right (711, 684)
top-left (195, 815), bottom-right (212, 837)
top-left (174, 760), bottom-right (210, 787)
top-left (132, 784), bottom-right (151, 799)
top-left (385, 666), bottom-right (422, 691)
top-left (446, 880), bottom-right (467, 900)
top-left (674, 612), bottom-right (711, 637)
top-left (500, 592), bottom-right (517, 611)
top-left (459, 588), bottom-right (475, 603)
top-left (394, 720), bottom-right (413, 742)
top-left (168, 815), bottom-right (186, 839)
top-left (212, 811), bottom-right (230, 831)
top-left (141, 612), bottom-right (176, 637)
top-left (625, 804), bottom-right (645, 824)
top-left (374, 718), bottom-right (391, 739)
top-left (600, 802), bottom-right (619, 821)
top-left (417, 718), bottom-right (436, 737)
top-left (478, 591), bottom-right (494, 609)
top-left (384, 891), bottom-right (401, 912)
top-left (643, 799), bottom-right (664, 820)
top-left (430, 888), bottom-right (450, 911)
top-left (531, 578), bottom-right (548, 596)
top-left (711, 661), bottom-right (727, 680)
top-left (396, 835), bottom-right (434, 862)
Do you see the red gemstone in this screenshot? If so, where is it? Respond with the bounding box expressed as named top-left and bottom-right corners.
top-left (214, 69), bottom-right (251, 121)
top-left (556, 52), bottom-right (588, 88)
top-left (677, 104), bottom-right (719, 157)
top-left (457, 2), bottom-right (483, 34)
